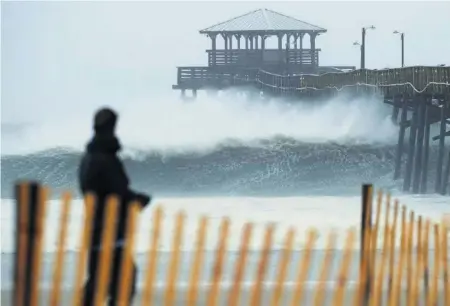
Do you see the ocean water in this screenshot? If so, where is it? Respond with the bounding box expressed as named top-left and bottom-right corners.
top-left (1, 92), bottom-right (449, 291)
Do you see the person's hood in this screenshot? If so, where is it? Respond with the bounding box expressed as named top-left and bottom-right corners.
top-left (94, 108), bottom-right (117, 134)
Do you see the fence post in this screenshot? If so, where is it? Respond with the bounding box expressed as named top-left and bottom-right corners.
top-left (360, 184), bottom-right (373, 305)
top-left (13, 181), bottom-right (43, 306)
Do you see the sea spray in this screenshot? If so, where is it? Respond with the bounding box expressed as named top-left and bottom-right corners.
top-left (1, 91), bottom-right (397, 156)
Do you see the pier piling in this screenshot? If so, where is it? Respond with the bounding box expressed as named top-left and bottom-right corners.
top-left (435, 101), bottom-right (447, 192)
top-left (420, 101), bottom-right (431, 193)
top-left (394, 95), bottom-right (408, 180)
top-left (412, 97), bottom-right (426, 193)
top-left (442, 151), bottom-right (450, 195)
top-left (403, 97), bottom-right (418, 192)
top-left (391, 95), bottom-right (400, 124)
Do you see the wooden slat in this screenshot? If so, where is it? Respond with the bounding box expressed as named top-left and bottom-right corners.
top-left (442, 217), bottom-right (449, 306)
top-left (332, 228), bottom-right (356, 306)
top-left (117, 202), bottom-right (141, 305)
top-left (405, 211), bottom-right (415, 305)
top-left (186, 216), bottom-right (208, 305)
top-left (428, 224), bottom-right (441, 306)
top-left (411, 216), bottom-right (424, 304)
top-left (206, 218), bottom-right (230, 306)
top-left (270, 227), bottom-right (295, 306)
top-left (71, 193), bottom-right (95, 306)
top-left (164, 211), bottom-right (185, 306)
top-left (368, 189), bottom-right (383, 297)
top-left (387, 200), bottom-right (399, 295)
top-left (50, 191), bottom-right (71, 306)
top-left (141, 206), bottom-right (163, 306)
top-left (422, 219), bottom-right (431, 302)
top-left (371, 225), bottom-right (391, 306)
top-left (15, 183), bottom-right (30, 306)
top-left (441, 216), bottom-right (450, 305)
top-left (290, 229), bottom-right (317, 306)
top-left (388, 206), bottom-right (407, 305)
top-left (93, 196), bottom-right (119, 306)
top-left (313, 230), bottom-right (337, 306)
top-left (250, 224), bottom-right (275, 306)
top-left (29, 186), bottom-right (49, 306)
top-left (227, 223), bottom-right (253, 306)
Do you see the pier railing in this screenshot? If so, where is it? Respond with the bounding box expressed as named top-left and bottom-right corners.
top-left (255, 66), bottom-right (450, 95)
top-left (174, 65), bottom-right (450, 95)
top-left (206, 49), bottom-right (320, 67)
top-left (174, 66), bottom-right (258, 90)
top-left (10, 182), bottom-right (449, 305)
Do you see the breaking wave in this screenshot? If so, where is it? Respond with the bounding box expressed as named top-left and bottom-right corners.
top-left (2, 91), bottom-right (411, 197)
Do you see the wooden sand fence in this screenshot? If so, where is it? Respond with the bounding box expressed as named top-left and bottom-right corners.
top-left (11, 182), bottom-right (449, 306)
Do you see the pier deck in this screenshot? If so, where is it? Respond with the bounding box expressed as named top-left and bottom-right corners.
top-left (173, 66), bottom-right (449, 96)
top-left (172, 7), bottom-right (450, 195)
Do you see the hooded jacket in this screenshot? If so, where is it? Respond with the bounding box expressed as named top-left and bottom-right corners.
top-left (78, 108), bottom-right (150, 248)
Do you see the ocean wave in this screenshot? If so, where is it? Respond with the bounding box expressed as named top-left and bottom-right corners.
top-left (1, 138), bottom-right (416, 198)
top-left (2, 92), bottom-right (436, 197)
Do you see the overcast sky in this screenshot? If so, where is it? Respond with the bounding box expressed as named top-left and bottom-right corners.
top-left (2, 1), bottom-right (450, 121)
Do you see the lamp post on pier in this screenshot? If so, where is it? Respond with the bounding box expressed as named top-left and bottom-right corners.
top-left (393, 30), bottom-right (405, 67)
top-left (361, 25), bottom-right (376, 69)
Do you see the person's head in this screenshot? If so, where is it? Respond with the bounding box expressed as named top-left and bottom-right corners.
top-left (93, 107), bottom-right (118, 135)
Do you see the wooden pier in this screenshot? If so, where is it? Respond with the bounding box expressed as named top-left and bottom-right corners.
top-left (172, 8), bottom-right (354, 97)
top-left (173, 9), bottom-right (450, 195)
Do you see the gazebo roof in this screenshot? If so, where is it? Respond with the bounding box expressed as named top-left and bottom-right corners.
top-left (199, 8), bottom-right (327, 34)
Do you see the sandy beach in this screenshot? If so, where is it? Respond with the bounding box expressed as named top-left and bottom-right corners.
top-left (1, 286), bottom-right (445, 306)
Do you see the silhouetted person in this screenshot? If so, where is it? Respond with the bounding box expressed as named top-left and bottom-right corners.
top-left (78, 107), bottom-right (151, 306)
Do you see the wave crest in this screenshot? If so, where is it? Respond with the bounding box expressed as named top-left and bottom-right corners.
top-left (1, 141), bottom-right (405, 198)
top-left (1, 92), bottom-right (397, 156)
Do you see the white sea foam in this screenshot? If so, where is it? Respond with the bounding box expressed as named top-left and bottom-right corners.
top-left (1, 92), bottom-right (397, 157)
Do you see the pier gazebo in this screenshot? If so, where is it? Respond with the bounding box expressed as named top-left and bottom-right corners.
top-left (173, 8), bottom-right (355, 95)
top-left (200, 8), bottom-right (326, 72)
